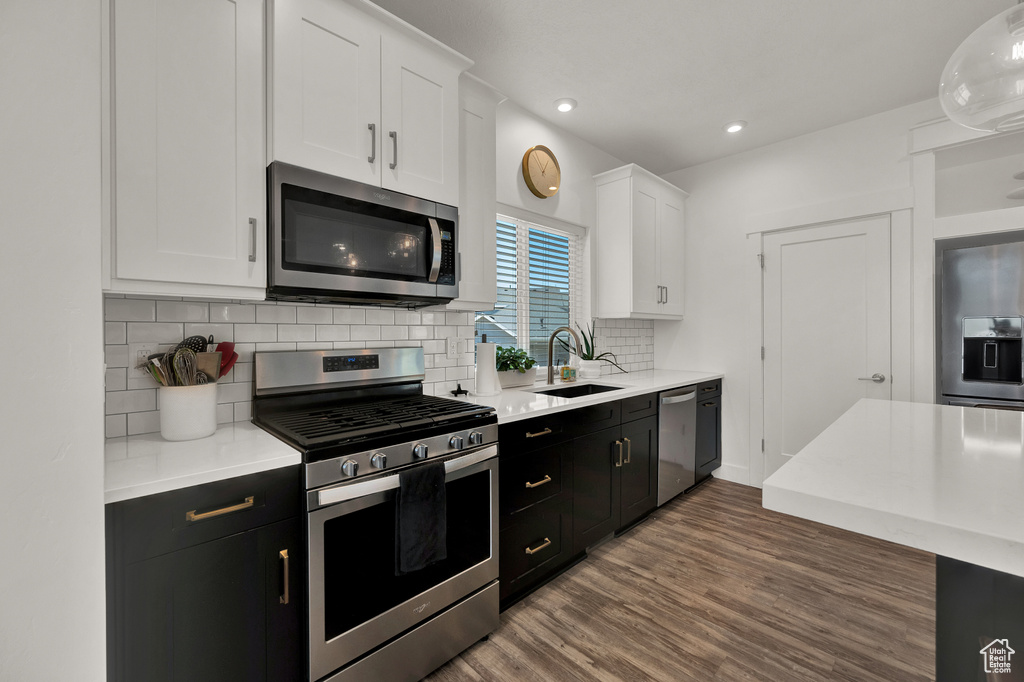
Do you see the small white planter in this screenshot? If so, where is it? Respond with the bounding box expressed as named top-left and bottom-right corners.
top-left (498, 367), bottom-right (537, 388)
top-left (577, 359), bottom-right (603, 380)
top-left (159, 383), bottom-right (218, 441)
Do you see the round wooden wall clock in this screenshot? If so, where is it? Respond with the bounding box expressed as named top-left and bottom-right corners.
top-left (522, 145), bottom-right (561, 198)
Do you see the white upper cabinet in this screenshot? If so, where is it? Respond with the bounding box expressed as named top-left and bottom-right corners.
top-left (106, 0), bottom-right (266, 299)
top-left (447, 75), bottom-right (502, 312)
top-left (594, 164), bottom-right (688, 320)
top-left (270, 0), bottom-right (469, 207)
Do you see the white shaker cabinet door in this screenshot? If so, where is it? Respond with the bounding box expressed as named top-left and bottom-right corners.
top-left (113, 0), bottom-right (265, 291)
top-left (658, 189), bottom-right (685, 317)
top-left (380, 32), bottom-right (460, 207)
top-left (270, 0), bottom-right (382, 186)
top-left (447, 76), bottom-right (500, 311)
top-left (630, 175), bottom-right (661, 316)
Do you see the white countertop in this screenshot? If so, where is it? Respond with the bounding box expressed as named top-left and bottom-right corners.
top-left (455, 369), bottom-right (723, 423)
top-left (763, 399), bottom-right (1024, 578)
top-left (104, 368), bottom-right (721, 503)
top-left (104, 422), bottom-right (301, 503)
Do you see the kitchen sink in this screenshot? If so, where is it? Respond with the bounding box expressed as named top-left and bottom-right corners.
top-left (528, 383), bottom-right (625, 399)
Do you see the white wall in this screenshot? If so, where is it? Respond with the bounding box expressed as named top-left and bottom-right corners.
top-left (658, 98), bottom-right (944, 486)
top-left (496, 100), bottom-right (625, 231)
top-left (0, 1), bottom-right (107, 679)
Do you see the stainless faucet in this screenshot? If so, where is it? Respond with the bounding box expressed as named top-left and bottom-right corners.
top-left (546, 326), bottom-right (582, 384)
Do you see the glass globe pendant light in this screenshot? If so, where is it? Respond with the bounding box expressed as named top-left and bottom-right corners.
top-left (940, 2), bottom-right (1024, 132)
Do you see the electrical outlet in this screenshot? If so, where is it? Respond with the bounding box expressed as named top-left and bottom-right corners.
top-left (446, 337), bottom-right (460, 360)
top-left (128, 343), bottom-right (169, 380)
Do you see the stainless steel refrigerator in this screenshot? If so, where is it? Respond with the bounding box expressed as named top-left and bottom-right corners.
top-left (937, 230), bottom-right (1024, 410)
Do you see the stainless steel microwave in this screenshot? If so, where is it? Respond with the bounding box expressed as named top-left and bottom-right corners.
top-left (267, 162), bottom-right (458, 307)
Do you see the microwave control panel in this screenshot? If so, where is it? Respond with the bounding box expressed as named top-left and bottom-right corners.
top-left (438, 231), bottom-right (455, 285)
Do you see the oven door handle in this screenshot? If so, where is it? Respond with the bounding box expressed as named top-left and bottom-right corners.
top-left (315, 444), bottom-right (497, 508)
top-left (428, 217), bottom-right (442, 283)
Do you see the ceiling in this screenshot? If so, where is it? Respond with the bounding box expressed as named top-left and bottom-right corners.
top-left (371, 0), bottom-right (1012, 174)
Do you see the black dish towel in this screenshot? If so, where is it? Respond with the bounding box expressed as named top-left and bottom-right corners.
top-left (395, 461), bottom-right (447, 575)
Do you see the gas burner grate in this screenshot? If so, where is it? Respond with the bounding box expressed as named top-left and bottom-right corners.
top-left (262, 394), bottom-right (493, 447)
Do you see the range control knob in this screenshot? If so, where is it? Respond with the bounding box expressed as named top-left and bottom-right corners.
top-left (370, 453), bottom-right (387, 470)
top-left (412, 443), bottom-right (429, 460)
top-left (468, 431), bottom-right (484, 446)
top-left (449, 435), bottom-right (464, 450)
top-left (341, 459), bottom-right (359, 477)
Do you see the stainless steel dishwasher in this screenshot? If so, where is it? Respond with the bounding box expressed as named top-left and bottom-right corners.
top-left (658, 386), bottom-right (698, 505)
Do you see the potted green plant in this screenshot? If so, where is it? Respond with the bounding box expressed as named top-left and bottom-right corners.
top-left (495, 345), bottom-right (538, 388)
top-left (559, 322), bottom-right (627, 379)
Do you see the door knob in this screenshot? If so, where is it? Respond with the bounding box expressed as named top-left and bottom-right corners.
top-left (857, 373), bottom-right (886, 383)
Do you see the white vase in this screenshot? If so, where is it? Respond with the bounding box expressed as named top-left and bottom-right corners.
top-left (159, 383), bottom-right (218, 441)
top-left (577, 359), bottom-right (602, 380)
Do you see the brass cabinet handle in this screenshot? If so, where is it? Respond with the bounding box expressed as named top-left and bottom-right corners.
top-left (279, 550), bottom-right (290, 605)
top-left (525, 474), bottom-right (552, 489)
top-left (702, 401), bottom-right (717, 407)
top-left (615, 440), bottom-right (623, 467)
top-left (525, 427), bottom-right (552, 438)
top-left (525, 537), bottom-right (552, 555)
top-left (623, 437), bottom-right (632, 464)
top-left (185, 495), bottom-right (254, 523)
top-left (702, 385), bottom-right (717, 392)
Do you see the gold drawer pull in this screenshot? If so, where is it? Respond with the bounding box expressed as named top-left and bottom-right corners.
top-left (186, 495), bottom-right (254, 522)
top-left (525, 537), bottom-right (552, 555)
top-left (702, 385), bottom-right (717, 392)
top-left (525, 474), bottom-right (552, 489)
top-left (525, 427), bottom-right (552, 438)
top-left (623, 437), bottom-right (632, 464)
top-left (279, 550), bottom-right (290, 605)
top-left (615, 440), bottom-right (623, 467)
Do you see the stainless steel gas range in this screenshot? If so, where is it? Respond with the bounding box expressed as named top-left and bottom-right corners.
top-left (252, 348), bottom-right (499, 682)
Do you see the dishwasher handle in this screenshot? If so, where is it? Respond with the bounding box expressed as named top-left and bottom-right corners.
top-left (661, 390), bottom-right (697, 405)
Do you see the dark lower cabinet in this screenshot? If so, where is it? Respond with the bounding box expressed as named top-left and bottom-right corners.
top-left (107, 466), bottom-right (303, 682)
top-left (572, 416), bottom-right (658, 554)
top-left (694, 380), bottom-right (722, 484)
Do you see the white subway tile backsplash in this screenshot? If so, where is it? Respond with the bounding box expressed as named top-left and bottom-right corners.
top-left (105, 322), bottom-right (127, 345)
top-left (127, 322), bottom-right (185, 343)
top-left (105, 415), bottom-right (127, 439)
top-left (157, 301), bottom-right (209, 322)
top-left (297, 307), bottom-right (333, 324)
top-left (234, 324), bottom-right (279, 343)
top-left (277, 325), bottom-right (316, 342)
top-left (316, 325), bottom-right (350, 342)
top-left (210, 304), bottom-right (256, 323)
top-left (127, 411), bottom-right (160, 436)
top-left (256, 304), bottom-right (297, 324)
top-left (351, 326), bottom-right (381, 341)
top-left (102, 296), bottom-right (659, 437)
top-left (333, 308), bottom-right (365, 325)
top-left (105, 298), bottom-right (156, 322)
top-left (365, 309), bottom-right (394, 325)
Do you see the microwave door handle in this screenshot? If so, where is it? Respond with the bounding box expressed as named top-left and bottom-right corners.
top-left (428, 217), bottom-right (442, 283)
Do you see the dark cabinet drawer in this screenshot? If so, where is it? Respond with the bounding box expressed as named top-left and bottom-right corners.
top-left (621, 392), bottom-right (658, 421)
top-left (500, 440), bottom-right (571, 518)
top-left (114, 465), bottom-right (301, 565)
top-left (498, 413), bottom-right (571, 453)
top-left (697, 378), bottom-right (722, 398)
top-left (567, 400), bottom-right (621, 436)
top-left (499, 497), bottom-right (573, 606)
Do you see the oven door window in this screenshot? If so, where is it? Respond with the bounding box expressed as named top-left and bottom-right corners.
top-left (282, 184), bottom-right (436, 282)
top-left (321, 469), bottom-right (491, 641)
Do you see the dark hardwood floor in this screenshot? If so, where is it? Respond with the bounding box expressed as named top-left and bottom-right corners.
top-left (425, 479), bottom-right (936, 681)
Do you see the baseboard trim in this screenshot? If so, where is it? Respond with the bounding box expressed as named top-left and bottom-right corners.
top-left (713, 463), bottom-right (756, 488)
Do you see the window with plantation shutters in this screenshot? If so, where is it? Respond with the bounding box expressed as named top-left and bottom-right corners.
top-left (475, 215), bottom-right (584, 368)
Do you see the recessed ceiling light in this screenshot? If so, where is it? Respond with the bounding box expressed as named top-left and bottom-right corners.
top-left (554, 98), bottom-right (577, 113)
top-left (724, 120), bottom-right (747, 133)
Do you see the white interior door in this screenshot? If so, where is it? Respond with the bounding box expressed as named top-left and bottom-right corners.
top-left (763, 215), bottom-right (891, 480)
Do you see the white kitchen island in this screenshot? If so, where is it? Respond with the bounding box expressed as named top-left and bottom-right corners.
top-left (764, 399), bottom-right (1024, 681)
